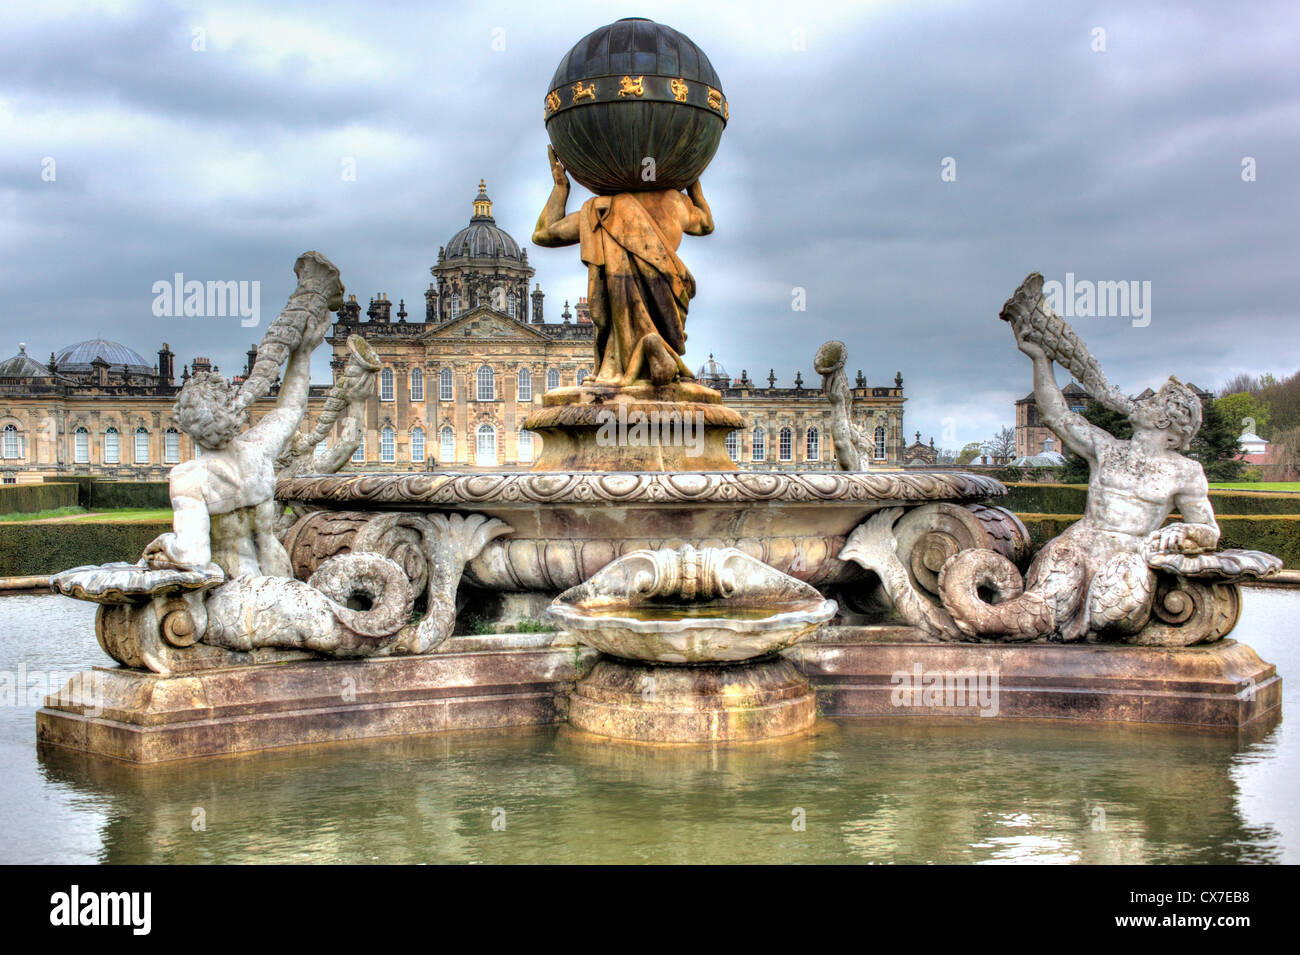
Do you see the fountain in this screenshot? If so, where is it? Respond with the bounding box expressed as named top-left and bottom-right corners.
top-left (36, 18), bottom-right (1282, 762)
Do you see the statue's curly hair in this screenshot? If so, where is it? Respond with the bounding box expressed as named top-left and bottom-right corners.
top-left (174, 372), bottom-right (249, 450)
top-left (1136, 376), bottom-right (1202, 452)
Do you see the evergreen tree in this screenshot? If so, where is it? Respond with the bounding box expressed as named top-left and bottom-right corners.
top-left (1189, 396), bottom-right (1243, 482)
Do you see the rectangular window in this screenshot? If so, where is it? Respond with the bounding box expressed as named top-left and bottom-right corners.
top-left (104, 430), bottom-right (119, 465)
top-left (135, 430), bottom-right (149, 464)
top-left (164, 430), bottom-right (180, 464)
top-left (440, 369), bottom-right (454, 401)
top-left (352, 437), bottom-right (364, 463)
top-left (411, 429), bottom-right (425, 462)
top-left (380, 428), bottom-right (395, 463)
top-left (74, 430), bottom-right (89, 464)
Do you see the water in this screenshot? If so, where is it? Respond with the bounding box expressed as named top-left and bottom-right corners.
top-left (0, 590), bottom-right (1295, 864)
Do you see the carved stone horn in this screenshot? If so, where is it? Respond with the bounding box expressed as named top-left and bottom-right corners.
top-left (999, 272), bottom-right (1135, 416)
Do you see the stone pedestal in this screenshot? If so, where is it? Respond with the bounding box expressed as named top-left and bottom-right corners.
top-left (568, 656), bottom-right (817, 743)
top-left (787, 629), bottom-right (1282, 731)
top-left (37, 634), bottom-right (599, 763)
top-left (523, 380), bottom-right (745, 471)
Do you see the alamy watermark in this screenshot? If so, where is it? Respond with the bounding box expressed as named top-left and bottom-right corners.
top-left (1042, 272), bottom-right (1151, 328)
top-left (890, 663), bottom-right (1000, 717)
top-left (595, 405), bottom-right (705, 458)
top-left (151, 273), bottom-right (261, 327)
top-left (0, 664), bottom-right (103, 717)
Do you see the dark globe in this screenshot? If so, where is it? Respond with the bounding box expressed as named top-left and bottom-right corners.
top-left (544, 18), bottom-right (727, 195)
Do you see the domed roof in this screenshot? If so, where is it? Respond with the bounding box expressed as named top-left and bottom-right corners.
top-left (55, 338), bottom-right (152, 375)
top-left (696, 353), bottom-right (729, 380)
top-left (0, 344), bottom-right (51, 379)
top-left (443, 180), bottom-right (523, 261)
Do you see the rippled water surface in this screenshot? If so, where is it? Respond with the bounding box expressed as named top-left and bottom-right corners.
top-left (0, 590), bottom-right (1294, 864)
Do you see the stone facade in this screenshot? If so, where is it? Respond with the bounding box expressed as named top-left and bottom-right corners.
top-left (0, 181), bottom-right (910, 482)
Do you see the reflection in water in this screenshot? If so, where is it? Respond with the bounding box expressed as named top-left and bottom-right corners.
top-left (3, 592), bottom-right (1295, 863)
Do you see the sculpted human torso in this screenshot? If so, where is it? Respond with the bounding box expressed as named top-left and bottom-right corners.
top-left (1083, 437), bottom-right (1205, 542)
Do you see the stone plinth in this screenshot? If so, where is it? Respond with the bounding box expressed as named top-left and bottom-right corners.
top-left (568, 656), bottom-right (817, 743)
top-left (523, 380), bottom-right (744, 471)
top-left (785, 629), bottom-right (1281, 730)
top-left (37, 634), bottom-right (598, 763)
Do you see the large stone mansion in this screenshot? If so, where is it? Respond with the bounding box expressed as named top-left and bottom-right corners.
top-left (1, 182), bottom-right (922, 484)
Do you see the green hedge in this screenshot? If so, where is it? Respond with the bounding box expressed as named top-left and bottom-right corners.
top-left (0, 482), bottom-right (78, 516)
top-left (0, 521), bottom-right (169, 577)
top-left (39, 476), bottom-right (170, 509)
top-left (1001, 483), bottom-right (1300, 516)
top-left (90, 481), bottom-right (170, 509)
top-left (1017, 514), bottom-right (1300, 569)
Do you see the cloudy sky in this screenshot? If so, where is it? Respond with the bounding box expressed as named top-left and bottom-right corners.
top-left (2, 0), bottom-right (1296, 451)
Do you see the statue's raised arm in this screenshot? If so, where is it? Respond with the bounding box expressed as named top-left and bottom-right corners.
top-left (999, 272), bottom-right (1132, 464)
top-left (242, 251), bottom-right (344, 454)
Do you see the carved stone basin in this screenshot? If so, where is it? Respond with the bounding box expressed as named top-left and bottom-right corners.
top-left (547, 545), bottom-right (837, 663)
top-left (276, 469), bottom-right (1023, 596)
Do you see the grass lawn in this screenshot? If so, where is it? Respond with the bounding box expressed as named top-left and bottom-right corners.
top-left (1209, 483), bottom-right (1300, 493)
top-left (0, 506), bottom-right (86, 522)
top-left (0, 507), bottom-right (173, 524)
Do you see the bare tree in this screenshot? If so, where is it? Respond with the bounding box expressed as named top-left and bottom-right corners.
top-left (1221, 372), bottom-right (1263, 396)
top-left (983, 426), bottom-right (1017, 464)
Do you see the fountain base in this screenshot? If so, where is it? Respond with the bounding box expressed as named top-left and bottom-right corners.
top-left (523, 380), bottom-right (745, 471)
top-left (568, 656), bottom-right (817, 743)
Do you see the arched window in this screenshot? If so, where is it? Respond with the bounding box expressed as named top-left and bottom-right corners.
top-left (517, 368), bottom-right (532, 402)
top-left (546, 368), bottom-right (560, 391)
top-left (725, 430), bottom-right (739, 462)
top-left (164, 428), bottom-right (180, 464)
top-left (410, 367), bottom-right (424, 401)
top-left (380, 368), bottom-right (394, 402)
top-left (449, 292), bottom-right (460, 319)
top-left (352, 435), bottom-right (364, 463)
top-left (1, 425), bottom-right (19, 460)
top-left (74, 427), bottom-right (89, 464)
top-left (104, 427), bottom-right (120, 464)
top-left (507, 292), bottom-right (517, 318)
top-left (439, 367), bottom-right (454, 401)
top-left (411, 426), bottom-right (425, 463)
top-left (779, 427), bottom-right (793, 461)
top-left (576, 368), bottom-right (589, 386)
top-left (874, 426), bottom-right (886, 460)
top-left (440, 426), bottom-right (455, 464)
top-left (380, 426), bottom-right (396, 463)
top-left (517, 429), bottom-right (533, 463)
top-left (476, 366), bottom-right (495, 401)
top-left (806, 427), bottom-right (820, 461)
top-left (135, 427), bottom-right (150, 464)
top-left (476, 424), bottom-right (497, 466)
top-left (751, 426), bottom-right (766, 462)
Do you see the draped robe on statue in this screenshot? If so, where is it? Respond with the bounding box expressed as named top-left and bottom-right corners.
top-left (579, 193), bottom-right (696, 385)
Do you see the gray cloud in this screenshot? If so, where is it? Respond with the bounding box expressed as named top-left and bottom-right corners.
top-left (1, 0), bottom-right (1296, 450)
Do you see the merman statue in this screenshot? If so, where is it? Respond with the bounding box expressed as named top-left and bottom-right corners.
top-left (841, 272), bottom-right (1280, 645)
